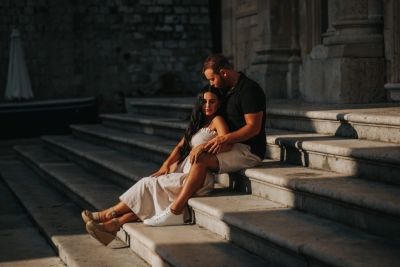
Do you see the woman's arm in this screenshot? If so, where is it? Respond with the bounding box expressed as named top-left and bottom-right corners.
top-left (190, 116), bottom-right (232, 164)
top-left (205, 111), bottom-right (263, 154)
top-left (213, 116), bottom-right (232, 153)
top-left (151, 137), bottom-right (185, 177)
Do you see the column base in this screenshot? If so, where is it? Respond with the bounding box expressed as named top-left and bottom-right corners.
top-left (300, 48), bottom-right (386, 104)
top-left (385, 83), bottom-right (400, 101)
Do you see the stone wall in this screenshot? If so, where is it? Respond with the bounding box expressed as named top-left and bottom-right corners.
top-left (0, 0), bottom-right (212, 112)
top-left (221, 0), bottom-right (394, 104)
top-left (300, 0), bottom-right (387, 104)
top-left (384, 0), bottom-right (400, 100)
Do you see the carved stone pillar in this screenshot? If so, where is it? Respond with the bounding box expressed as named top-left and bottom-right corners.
top-left (247, 0), bottom-right (301, 99)
top-left (221, 1), bottom-right (235, 63)
top-left (299, 0), bottom-right (325, 62)
top-left (323, 0), bottom-right (384, 58)
top-left (323, 0), bottom-right (340, 37)
top-left (300, 0), bottom-right (386, 103)
top-left (384, 0), bottom-right (400, 101)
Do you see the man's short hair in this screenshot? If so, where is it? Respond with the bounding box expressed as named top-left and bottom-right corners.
top-left (202, 54), bottom-right (233, 74)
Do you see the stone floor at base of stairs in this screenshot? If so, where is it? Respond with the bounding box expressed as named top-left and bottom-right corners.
top-left (0, 176), bottom-right (66, 267)
top-left (0, 159), bottom-right (149, 267)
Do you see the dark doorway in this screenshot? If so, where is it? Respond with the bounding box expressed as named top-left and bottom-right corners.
top-left (208, 0), bottom-right (222, 53)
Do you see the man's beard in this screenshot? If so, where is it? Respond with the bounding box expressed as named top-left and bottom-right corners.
top-left (218, 75), bottom-right (229, 90)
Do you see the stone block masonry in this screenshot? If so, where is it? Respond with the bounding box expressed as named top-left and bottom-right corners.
top-left (0, 0), bottom-right (212, 112)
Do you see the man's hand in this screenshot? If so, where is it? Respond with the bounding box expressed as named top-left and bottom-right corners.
top-left (204, 135), bottom-right (229, 155)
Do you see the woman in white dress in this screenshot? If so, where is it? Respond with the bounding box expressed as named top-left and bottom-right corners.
top-left (82, 86), bottom-right (231, 246)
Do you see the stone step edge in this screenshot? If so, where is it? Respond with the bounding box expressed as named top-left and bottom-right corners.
top-left (128, 97), bottom-right (194, 104)
top-left (44, 133), bottom-right (400, 220)
top-left (65, 123), bottom-right (400, 234)
top-left (0, 160), bottom-right (148, 267)
top-left (266, 107), bottom-right (400, 127)
top-left (216, 171), bottom-right (400, 241)
top-left (67, 124), bottom-right (400, 218)
top-left (70, 124), bottom-right (173, 156)
top-left (237, 167), bottom-right (400, 240)
top-left (72, 123), bottom-right (400, 166)
top-left (241, 162), bottom-right (400, 218)
top-left (10, 144), bottom-right (343, 267)
top-left (13, 145), bottom-right (271, 267)
top-left (120, 222), bottom-right (272, 267)
top-left (40, 133), bottom-right (399, 242)
top-left (42, 135), bottom-right (159, 188)
top-left (43, 133), bottom-right (400, 241)
top-left (266, 129), bottom-right (400, 165)
top-left (130, 101), bottom-right (193, 109)
top-left (130, 100), bottom-right (400, 127)
top-left (14, 144), bottom-right (400, 267)
top-left (100, 113), bottom-right (188, 130)
top-left (188, 194), bottom-right (400, 267)
top-left (93, 115), bottom-right (400, 166)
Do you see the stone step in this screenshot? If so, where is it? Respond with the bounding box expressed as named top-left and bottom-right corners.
top-left (13, 145), bottom-right (273, 267)
top-left (14, 145), bottom-right (400, 267)
top-left (265, 102), bottom-right (400, 143)
top-left (70, 124), bottom-right (176, 165)
top-left (40, 134), bottom-right (400, 240)
top-left (217, 160), bottom-right (400, 240)
top-left (42, 135), bottom-right (160, 188)
top-left (126, 98), bottom-right (400, 143)
top-left (188, 191), bottom-right (400, 267)
top-left (0, 159), bottom-right (148, 267)
top-left (0, 173), bottom-right (65, 267)
top-left (129, 98), bottom-right (193, 119)
top-left (71, 121), bottom-right (400, 186)
top-left (266, 128), bottom-right (400, 185)
top-left (100, 113), bottom-right (186, 141)
top-left (99, 112), bottom-right (400, 186)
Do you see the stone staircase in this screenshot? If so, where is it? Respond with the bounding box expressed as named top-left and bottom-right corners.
top-left (1, 98), bottom-right (400, 267)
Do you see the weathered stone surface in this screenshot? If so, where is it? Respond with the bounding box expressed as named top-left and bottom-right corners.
top-left (300, 55), bottom-right (386, 103)
top-left (0, 0), bottom-right (211, 113)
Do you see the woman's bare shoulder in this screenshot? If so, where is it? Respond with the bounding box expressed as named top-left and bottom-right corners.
top-left (210, 115), bottom-right (227, 131)
top-left (213, 115), bottom-right (226, 124)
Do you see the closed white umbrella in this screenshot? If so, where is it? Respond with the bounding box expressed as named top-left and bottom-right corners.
top-left (4, 28), bottom-right (34, 100)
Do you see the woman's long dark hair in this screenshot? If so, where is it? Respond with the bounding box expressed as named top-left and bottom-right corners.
top-left (178, 85), bottom-right (223, 164)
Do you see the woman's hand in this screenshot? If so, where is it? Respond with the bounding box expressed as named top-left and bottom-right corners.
top-left (190, 144), bottom-right (205, 164)
top-left (150, 163), bottom-right (170, 178)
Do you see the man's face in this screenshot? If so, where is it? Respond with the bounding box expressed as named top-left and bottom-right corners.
top-left (204, 69), bottom-right (228, 90)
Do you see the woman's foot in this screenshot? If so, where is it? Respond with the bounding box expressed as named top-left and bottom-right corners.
top-left (143, 206), bottom-right (184, 226)
top-left (86, 218), bottom-right (121, 246)
top-left (81, 207), bottom-right (117, 224)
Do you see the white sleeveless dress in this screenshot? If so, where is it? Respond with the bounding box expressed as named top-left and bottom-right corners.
top-left (119, 127), bottom-right (218, 221)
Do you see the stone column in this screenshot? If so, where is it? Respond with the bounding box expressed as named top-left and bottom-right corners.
top-left (299, 0), bottom-right (324, 62)
top-left (300, 0), bottom-right (386, 103)
top-left (247, 0), bottom-right (301, 99)
top-left (323, 0), bottom-right (340, 37)
top-left (323, 0), bottom-right (384, 58)
top-left (221, 1), bottom-right (235, 63)
top-left (384, 0), bottom-right (400, 101)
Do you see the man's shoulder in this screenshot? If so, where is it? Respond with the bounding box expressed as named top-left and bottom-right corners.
top-left (238, 72), bottom-right (262, 90)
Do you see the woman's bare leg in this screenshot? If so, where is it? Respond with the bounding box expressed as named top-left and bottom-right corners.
top-left (93, 200), bottom-right (134, 222)
top-left (103, 212), bottom-right (139, 232)
top-left (170, 153), bottom-right (219, 215)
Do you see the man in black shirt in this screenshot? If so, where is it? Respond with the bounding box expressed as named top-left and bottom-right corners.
top-left (144, 54), bottom-right (266, 226)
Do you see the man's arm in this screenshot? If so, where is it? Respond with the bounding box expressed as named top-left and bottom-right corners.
top-left (204, 111), bottom-right (263, 154)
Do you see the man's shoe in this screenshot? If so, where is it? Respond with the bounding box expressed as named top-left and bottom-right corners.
top-left (143, 207), bottom-right (184, 226)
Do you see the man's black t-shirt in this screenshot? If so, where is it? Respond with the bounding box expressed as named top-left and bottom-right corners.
top-left (220, 72), bottom-right (266, 159)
